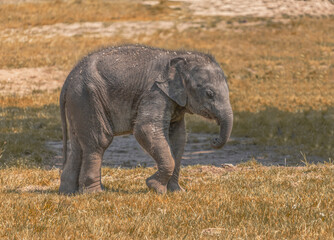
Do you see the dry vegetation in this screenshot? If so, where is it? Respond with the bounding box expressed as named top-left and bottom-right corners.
top-left (0, 0), bottom-right (333, 239)
top-left (0, 1), bottom-right (175, 30)
top-left (1, 164), bottom-right (333, 239)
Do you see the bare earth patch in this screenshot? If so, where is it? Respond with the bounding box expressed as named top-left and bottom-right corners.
top-left (178, 0), bottom-right (334, 17)
top-left (46, 133), bottom-right (325, 169)
top-left (2, 0), bottom-right (333, 43)
top-left (0, 67), bottom-right (66, 96)
top-left (1, 21), bottom-right (178, 42)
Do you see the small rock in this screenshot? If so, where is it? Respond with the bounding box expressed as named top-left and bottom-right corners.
top-left (221, 163), bottom-right (234, 169)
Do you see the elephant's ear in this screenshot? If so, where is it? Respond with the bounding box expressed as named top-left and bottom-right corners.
top-left (155, 57), bottom-right (187, 107)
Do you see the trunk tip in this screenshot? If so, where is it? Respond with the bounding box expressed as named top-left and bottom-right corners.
top-left (211, 137), bottom-right (225, 149)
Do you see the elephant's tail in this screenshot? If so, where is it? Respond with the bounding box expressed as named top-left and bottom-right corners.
top-left (60, 86), bottom-right (67, 171)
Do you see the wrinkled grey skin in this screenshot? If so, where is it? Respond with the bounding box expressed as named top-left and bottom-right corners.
top-left (59, 44), bottom-right (233, 194)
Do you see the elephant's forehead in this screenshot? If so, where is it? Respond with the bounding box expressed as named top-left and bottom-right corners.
top-left (196, 64), bottom-right (224, 80)
top-left (202, 64), bottom-right (219, 70)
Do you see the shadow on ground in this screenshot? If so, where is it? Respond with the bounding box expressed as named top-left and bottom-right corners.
top-left (0, 106), bottom-right (332, 168)
top-left (47, 107), bottom-right (333, 168)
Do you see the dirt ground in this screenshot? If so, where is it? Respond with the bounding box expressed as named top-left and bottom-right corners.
top-left (2, 0), bottom-right (333, 43)
top-left (2, 0), bottom-right (331, 167)
top-left (0, 67), bottom-right (66, 96)
top-left (176, 0), bottom-right (334, 17)
top-left (46, 133), bottom-right (324, 169)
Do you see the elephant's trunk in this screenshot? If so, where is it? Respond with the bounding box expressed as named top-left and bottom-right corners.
top-left (211, 108), bottom-right (233, 149)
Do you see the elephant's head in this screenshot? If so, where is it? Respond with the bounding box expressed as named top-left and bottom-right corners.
top-left (156, 55), bottom-right (233, 149)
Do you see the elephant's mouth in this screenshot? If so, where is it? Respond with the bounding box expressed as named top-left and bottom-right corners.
top-left (201, 109), bottom-right (219, 125)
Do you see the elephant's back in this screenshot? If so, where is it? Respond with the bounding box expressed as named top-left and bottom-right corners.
top-left (94, 44), bottom-right (168, 73)
top-left (93, 44), bottom-right (170, 61)
top-left (89, 45), bottom-right (169, 89)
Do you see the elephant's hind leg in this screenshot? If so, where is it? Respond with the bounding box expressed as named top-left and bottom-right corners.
top-left (69, 94), bottom-right (113, 193)
top-left (59, 133), bottom-right (82, 195)
top-left (77, 129), bottom-right (113, 193)
top-left (79, 149), bottom-right (104, 193)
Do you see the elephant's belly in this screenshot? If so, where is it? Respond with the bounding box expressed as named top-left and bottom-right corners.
top-left (109, 107), bottom-right (134, 136)
top-left (107, 93), bottom-right (139, 136)
top-left (112, 118), bottom-right (133, 136)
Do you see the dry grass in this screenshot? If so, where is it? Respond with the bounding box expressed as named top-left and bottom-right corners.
top-left (0, 164), bottom-right (333, 239)
top-left (1, 17), bottom-right (333, 111)
top-left (0, 1), bottom-right (176, 30)
top-left (0, 2), bottom-right (334, 239)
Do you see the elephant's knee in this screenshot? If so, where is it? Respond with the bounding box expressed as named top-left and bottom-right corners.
top-left (160, 159), bottom-right (175, 178)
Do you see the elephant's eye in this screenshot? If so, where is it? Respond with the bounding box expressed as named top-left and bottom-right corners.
top-left (206, 89), bottom-right (214, 99)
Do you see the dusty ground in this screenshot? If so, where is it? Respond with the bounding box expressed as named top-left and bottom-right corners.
top-left (46, 133), bottom-right (324, 169)
top-left (177, 0), bottom-right (334, 17)
top-left (2, 0), bottom-right (333, 43)
top-left (2, 0), bottom-right (331, 167)
top-left (0, 67), bottom-right (65, 96)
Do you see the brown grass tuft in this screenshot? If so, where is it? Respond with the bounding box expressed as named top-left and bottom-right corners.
top-left (0, 164), bottom-right (333, 239)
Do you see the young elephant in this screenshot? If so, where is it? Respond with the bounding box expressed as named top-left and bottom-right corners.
top-left (59, 44), bottom-right (233, 194)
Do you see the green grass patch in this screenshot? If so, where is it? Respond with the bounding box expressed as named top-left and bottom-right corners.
top-left (0, 103), bottom-right (61, 166)
top-left (185, 108), bottom-right (334, 159)
top-left (232, 108), bottom-right (334, 158)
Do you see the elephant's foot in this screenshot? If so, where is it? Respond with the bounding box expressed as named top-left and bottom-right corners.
top-left (146, 175), bottom-right (168, 194)
top-left (59, 184), bottom-right (78, 195)
top-left (79, 177), bottom-right (104, 194)
top-left (59, 174), bottom-right (79, 195)
top-left (167, 181), bottom-right (185, 192)
top-left (80, 183), bottom-right (103, 194)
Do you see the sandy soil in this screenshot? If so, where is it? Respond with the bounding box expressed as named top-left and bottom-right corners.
top-left (1, 21), bottom-right (179, 43)
top-left (0, 67), bottom-right (66, 96)
top-left (2, 0), bottom-right (333, 44)
top-left (178, 0), bottom-right (334, 17)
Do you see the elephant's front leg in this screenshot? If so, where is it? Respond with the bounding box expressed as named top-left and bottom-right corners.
top-left (134, 121), bottom-right (175, 194)
top-left (167, 117), bottom-right (186, 192)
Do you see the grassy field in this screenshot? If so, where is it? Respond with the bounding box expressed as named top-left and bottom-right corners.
top-left (0, 1), bottom-right (334, 239)
top-left (0, 164), bottom-right (333, 239)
